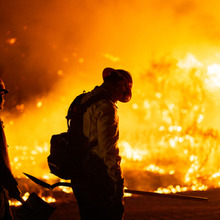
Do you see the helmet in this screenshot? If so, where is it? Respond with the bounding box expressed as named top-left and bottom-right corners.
top-left (0, 79), bottom-right (9, 94)
top-left (102, 67), bottom-right (132, 102)
top-left (103, 67), bottom-right (132, 84)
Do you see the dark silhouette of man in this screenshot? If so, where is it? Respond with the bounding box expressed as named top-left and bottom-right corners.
top-left (71, 68), bottom-right (133, 220)
top-left (0, 79), bottom-right (21, 219)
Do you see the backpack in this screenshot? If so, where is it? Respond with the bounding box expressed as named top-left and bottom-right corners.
top-left (47, 92), bottom-right (108, 180)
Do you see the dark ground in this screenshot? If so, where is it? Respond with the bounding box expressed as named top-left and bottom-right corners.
top-left (10, 188), bottom-right (220, 220)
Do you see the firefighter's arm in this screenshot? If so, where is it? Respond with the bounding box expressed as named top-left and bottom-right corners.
top-left (0, 123), bottom-right (21, 199)
top-left (97, 101), bottom-right (123, 183)
top-left (0, 145), bottom-right (21, 199)
top-left (3, 176), bottom-right (21, 200)
top-left (0, 170), bottom-right (20, 200)
top-left (0, 160), bottom-right (21, 199)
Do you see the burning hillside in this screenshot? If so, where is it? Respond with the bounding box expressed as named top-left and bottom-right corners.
top-left (2, 53), bottom-right (220, 196)
top-left (1, 0), bottom-right (220, 206)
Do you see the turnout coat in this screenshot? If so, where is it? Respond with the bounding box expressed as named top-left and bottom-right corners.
top-left (0, 120), bottom-right (18, 219)
top-left (81, 86), bottom-right (122, 182)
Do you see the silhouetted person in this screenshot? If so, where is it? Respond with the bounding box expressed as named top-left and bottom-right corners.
top-left (0, 79), bottom-right (21, 219)
top-left (71, 68), bottom-right (133, 220)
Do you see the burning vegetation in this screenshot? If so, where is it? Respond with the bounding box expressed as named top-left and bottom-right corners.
top-left (2, 0), bottom-right (220, 210)
top-left (120, 54), bottom-right (220, 193)
top-left (3, 54), bottom-right (220, 207)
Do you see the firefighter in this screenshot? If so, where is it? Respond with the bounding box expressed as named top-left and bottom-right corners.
top-left (71, 67), bottom-right (132, 220)
top-left (0, 79), bottom-right (21, 219)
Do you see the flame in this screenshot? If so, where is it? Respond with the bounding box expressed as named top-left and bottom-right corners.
top-left (2, 0), bottom-right (220, 203)
top-left (4, 53), bottom-right (220, 198)
top-left (120, 141), bottom-right (147, 162)
top-left (177, 53), bottom-right (203, 69)
top-left (144, 164), bottom-right (165, 174)
top-left (42, 196), bottom-right (56, 203)
top-left (124, 187), bottom-right (132, 197)
top-left (9, 192), bottom-right (56, 207)
top-left (206, 64), bottom-right (220, 90)
top-left (9, 192), bottom-right (30, 206)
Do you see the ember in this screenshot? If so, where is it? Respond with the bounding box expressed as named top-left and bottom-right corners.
top-left (6, 38), bottom-right (16, 45)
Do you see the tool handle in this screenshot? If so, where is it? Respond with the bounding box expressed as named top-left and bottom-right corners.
top-left (124, 189), bottom-right (208, 201)
top-left (51, 182), bottom-right (72, 189)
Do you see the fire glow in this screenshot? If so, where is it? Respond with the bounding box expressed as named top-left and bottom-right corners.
top-left (9, 192), bottom-right (56, 207)
top-left (5, 53), bottom-right (220, 206)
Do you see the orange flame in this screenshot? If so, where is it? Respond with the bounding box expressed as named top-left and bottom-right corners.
top-left (4, 53), bottom-right (220, 197)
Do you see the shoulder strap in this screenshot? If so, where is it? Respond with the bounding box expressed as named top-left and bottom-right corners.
top-left (66, 93), bottom-right (110, 129)
top-left (79, 94), bottom-right (110, 113)
top-left (66, 93), bottom-right (86, 121)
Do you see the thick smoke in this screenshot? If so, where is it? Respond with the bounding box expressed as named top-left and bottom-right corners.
top-left (1, 0), bottom-right (220, 112)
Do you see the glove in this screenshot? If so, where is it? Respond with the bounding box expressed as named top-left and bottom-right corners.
top-left (112, 178), bottom-right (124, 202)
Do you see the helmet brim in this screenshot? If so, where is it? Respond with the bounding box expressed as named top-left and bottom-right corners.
top-left (102, 67), bottom-right (132, 84)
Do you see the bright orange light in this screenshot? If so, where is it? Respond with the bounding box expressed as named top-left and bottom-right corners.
top-left (7, 38), bottom-right (16, 45)
top-left (206, 64), bottom-right (220, 89)
top-left (37, 101), bottom-right (43, 108)
top-left (6, 53), bottom-right (220, 196)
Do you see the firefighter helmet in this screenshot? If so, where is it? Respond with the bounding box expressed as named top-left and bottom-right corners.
top-left (102, 67), bottom-right (132, 102)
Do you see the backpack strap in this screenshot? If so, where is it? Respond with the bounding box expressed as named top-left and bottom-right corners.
top-left (66, 93), bottom-right (111, 129)
top-left (80, 94), bottom-right (110, 113)
top-left (66, 93), bottom-right (87, 122)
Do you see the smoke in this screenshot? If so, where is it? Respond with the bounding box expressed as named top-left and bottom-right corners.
top-left (1, 0), bottom-right (220, 108)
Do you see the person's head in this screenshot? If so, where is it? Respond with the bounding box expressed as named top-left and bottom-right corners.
top-left (102, 67), bottom-right (133, 103)
top-left (0, 79), bottom-right (9, 110)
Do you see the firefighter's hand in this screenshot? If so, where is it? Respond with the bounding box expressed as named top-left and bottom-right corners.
top-left (112, 178), bottom-right (124, 202)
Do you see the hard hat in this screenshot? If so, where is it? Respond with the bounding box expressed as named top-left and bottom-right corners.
top-left (102, 67), bottom-right (132, 85)
top-left (0, 79), bottom-right (9, 94)
top-left (102, 67), bottom-right (132, 102)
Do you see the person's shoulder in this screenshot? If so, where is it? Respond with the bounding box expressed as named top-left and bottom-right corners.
top-left (95, 99), bottom-right (117, 118)
top-left (85, 86), bottom-right (114, 106)
top-left (82, 86), bottom-right (116, 114)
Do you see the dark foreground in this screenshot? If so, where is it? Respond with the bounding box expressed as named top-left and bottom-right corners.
top-left (11, 188), bottom-right (220, 220)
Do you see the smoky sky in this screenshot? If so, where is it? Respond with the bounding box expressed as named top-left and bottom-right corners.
top-left (0, 0), bottom-right (105, 111)
top-left (1, 0), bottom-right (220, 112)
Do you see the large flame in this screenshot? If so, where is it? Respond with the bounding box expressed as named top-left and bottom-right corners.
top-left (3, 53), bottom-right (220, 198)
top-left (2, 1), bottom-right (220, 205)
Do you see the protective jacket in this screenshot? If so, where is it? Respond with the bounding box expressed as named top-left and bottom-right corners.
top-left (0, 120), bottom-right (18, 219)
top-left (0, 120), bottom-right (18, 189)
top-left (81, 86), bottom-right (122, 182)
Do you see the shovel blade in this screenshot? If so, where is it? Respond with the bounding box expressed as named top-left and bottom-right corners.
top-left (16, 193), bottom-right (55, 220)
